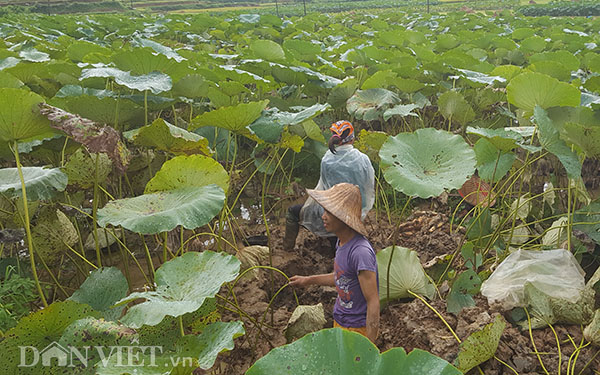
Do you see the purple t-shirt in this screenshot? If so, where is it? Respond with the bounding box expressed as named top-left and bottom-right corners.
top-left (333, 234), bottom-right (378, 328)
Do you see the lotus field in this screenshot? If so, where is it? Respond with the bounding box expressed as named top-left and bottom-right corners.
top-left (0, 8), bottom-right (600, 375)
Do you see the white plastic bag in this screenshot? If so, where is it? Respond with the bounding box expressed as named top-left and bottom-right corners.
top-left (481, 249), bottom-right (586, 309)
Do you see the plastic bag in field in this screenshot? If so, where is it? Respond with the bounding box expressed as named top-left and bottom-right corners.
top-left (481, 249), bottom-right (585, 309)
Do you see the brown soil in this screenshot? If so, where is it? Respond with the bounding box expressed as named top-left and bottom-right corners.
top-left (207, 208), bottom-right (600, 375)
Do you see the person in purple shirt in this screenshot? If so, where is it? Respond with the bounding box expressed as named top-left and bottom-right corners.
top-left (289, 183), bottom-right (379, 342)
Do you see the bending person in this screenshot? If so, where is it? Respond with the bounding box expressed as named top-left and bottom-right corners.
top-left (289, 183), bottom-right (379, 343)
top-left (283, 120), bottom-right (375, 250)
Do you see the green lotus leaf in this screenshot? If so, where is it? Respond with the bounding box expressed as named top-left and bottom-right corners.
top-left (124, 119), bottom-right (212, 156)
top-left (68, 267), bottom-right (129, 321)
top-left (194, 127), bottom-right (236, 162)
top-left (347, 89), bottom-right (399, 121)
top-left (133, 37), bottom-right (186, 62)
top-left (466, 126), bottom-right (527, 152)
top-left (380, 128), bottom-right (476, 198)
top-left (63, 148), bottom-right (112, 189)
top-left (455, 315), bottom-right (505, 373)
top-left (530, 60), bottom-right (571, 82)
top-left (361, 70), bottom-right (397, 90)
top-left (67, 40), bottom-right (112, 62)
top-left (279, 129), bottom-right (304, 152)
top-left (490, 65), bottom-right (522, 81)
top-left (0, 88), bottom-right (56, 145)
top-left (96, 321), bottom-right (244, 375)
top-left (145, 154), bottom-right (228, 194)
top-left (247, 328), bottom-right (461, 375)
top-left (19, 48), bottom-right (50, 63)
top-left (0, 57), bottom-right (20, 71)
top-left (354, 129), bottom-right (388, 162)
top-left (0, 301), bottom-right (99, 375)
top-left (453, 69), bottom-right (506, 86)
top-left (112, 48), bottom-right (180, 76)
top-left (507, 72), bottom-right (580, 112)
top-left (534, 106), bottom-right (581, 179)
top-left (50, 95), bottom-right (145, 128)
top-left (583, 310), bottom-right (600, 346)
top-left (81, 67), bottom-right (172, 94)
top-left (302, 119), bottom-right (326, 144)
top-left (250, 40), bottom-right (286, 62)
top-left (272, 65), bottom-right (309, 86)
top-left (512, 28), bottom-right (535, 40)
top-left (562, 122), bottom-right (600, 158)
top-left (0, 71), bottom-right (24, 88)
top-left (447, 270), bottom-right (482, 314)
top-left (473, 138), bottom-right (516, 183)
top-left (0, 167), bottom-right (67, 201)
top-left (31, 207), bottom-right (78, 264)
top-left (520, 36), bottom-right (546, 53)
top-left (574, 202), bottom-right (600, 244)
top-left (97, 185), bottom-right (225, 235)
top-left (327, 78), bottom-right (358, 108)
top-left (393, 78), bottom-right (425, 93)
top-left (377, 246), bottom-right (435, 302)
top-left (530, 50), bottom-right (580, 72)
top-left (116, 251), bottom-right (240, 328)
top-left (249, 103), bottom-right (330, 143)
top-left (189, 100), bottom-right (269, 139)
top-left (173, 74), bottom-right (211, 99)
top-left (438, 91), bottom-right (475, 126)
top-left (59, 317), bottom-right (137, 372)
top-left (239, 13), bottom-right (260, 23)
top-left (383, 104), bottom-right (419, 121)
top-left (283, 39), bottom-right (321, 62)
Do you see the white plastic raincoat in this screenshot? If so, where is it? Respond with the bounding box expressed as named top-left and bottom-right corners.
top-left (300, 144), bottom-right (375, 237)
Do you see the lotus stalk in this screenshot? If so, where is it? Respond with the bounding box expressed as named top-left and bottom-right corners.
top-left (12, 141), bottom-right (48, 307)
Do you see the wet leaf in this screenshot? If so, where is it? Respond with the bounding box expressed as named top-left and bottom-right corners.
top-left (455, 315), bottom-right (505, 373)
top-left (447, 270), bottom-right (481, 314)
top-left (69, 267), bottom-right (128, 321)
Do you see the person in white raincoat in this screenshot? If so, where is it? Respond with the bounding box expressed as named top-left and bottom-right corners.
top-left (283, 120), bottom-right (375, 251)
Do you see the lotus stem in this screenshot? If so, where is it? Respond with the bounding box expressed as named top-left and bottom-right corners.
top-left (548, 322), bottom-right (562, 375)
top-left (93, 152), bottom-right (102, 267)
top-left (408, 290), bottom-right (461, 344)
top-left (13, 141), bottom-right (48, 307)
top-left (525, 307), bottom-right (550, 375)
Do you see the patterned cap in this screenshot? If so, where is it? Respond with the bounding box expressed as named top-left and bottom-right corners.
top-left (330, 120), bottom-right (355, 144)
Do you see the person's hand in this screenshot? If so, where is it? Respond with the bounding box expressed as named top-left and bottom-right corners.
top-left (289, 275), bottom-right (311, 287)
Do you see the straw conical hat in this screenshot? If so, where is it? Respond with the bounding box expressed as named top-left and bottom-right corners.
top-left (306, 183), bottom-right (368, 236)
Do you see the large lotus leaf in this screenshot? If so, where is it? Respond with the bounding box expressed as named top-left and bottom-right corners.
top-left (327, 78), bottom-right (358, 108)
top-left (447, 270), bottom-right (482, 315)
top-left (0, 301), bottom-right (98, 375)
top-left (116, 251), bottom-right (240, 328)
top-left (59, 317), bottom-right (137, 373)
top-left (438, 91), bottom-right (475, 126)
top-left (473, 138), bottom-right (515, 183)
top-left (280, 129), bottom-right (304, 152)
top-left (80, 67), bottom-right (172, 94)
top-left (0, 167), bottom-right (67, 200)
top-left (0, 56), bottom-right (20, 71)
top-left (31, 207), bottom-right (78, 264)
top-left (50, 95), bottom-right (145, 128)
top-left (507, 72), bottom-right (580, 112)
top-left (354, 130), bottom-right (388, 162)
top-left (530, 50), bottom-right (580, 72)
top-left (534, 106), bottom-right (581, 179)
top-left (145, 154), bottom-right (228, 194)
top-left (284, 303), bottom-right (327, 343)
top-left (173, 74), bottom-right (211, 99)
top-left (542, 217), bottom-right (569, 247)
top-left (347, 89), bottom-right (399, 121)
top-left (189, 100), bottom-right (269, 139)
top-left (383, 104), bottom-right (419, 121)
top-left (39, 104), bottom-right (130, 173)
top-left (96, 321), bottom-right (244, 375)
top-left (133, 37), bottom-right (186, 63)
top-left (490, 65), bottom-right (522, 81)
top-left (67, 40), bottom-right (112, 62)
top-left (19, 48), bottom-right (50, 63)
top-left (466, 126), bottom-right (524, 152)
top-left (63, 148), bottom-right (112, 189)
top-left (377, 246), bottom-right (435, 302)
top-left (361, 70), bottom-right (397, 90)
top-left (112, 48), bottom-right (180, 76)
top-left (68, 267), bottom-right (128, 321)
top-left (124, 119), bottom-right (211, 156)
top-left (380, 128), bottom-right (476, 198)
top-left (574, 202), bottom-right (600, 244)
top-left (97, 185), bottom-right (224, 235)
top-left (249, 103), bottom-right (329, 143)
top-left (0, 88), bottom-right (56, 144)
top-left (283, 39), bottom-right (321, 62)
top-left (452, 68), bottom-right (506, 85)
top-left (455, 315), bottom-right (505, 373)
top-left (530, 60), bottom-right (571, 82)
top-left (302, 120), bottom-right (326, 143)
top-left (247, 328), bottom-right (461, 375)
top-left (562, 121), bottom-right (600, 158)
top-left (0, 71), bottom-right (24, 88)
top-left (250, 40), bottom-right (286, 62)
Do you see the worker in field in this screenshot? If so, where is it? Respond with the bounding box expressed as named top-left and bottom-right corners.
top-left (289, 183), bottom-right (379, 343)
top-left (282, 120), bottom-right (375, 252)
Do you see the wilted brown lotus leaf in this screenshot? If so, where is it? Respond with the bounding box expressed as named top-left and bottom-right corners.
top-left (39, 103), bottom-right (130, 173)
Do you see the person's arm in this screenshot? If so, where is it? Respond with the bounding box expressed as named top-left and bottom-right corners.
top-left (289, 273), bottom-right (335, 287)
top-left (358, 270), bottom-right (379, 343)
